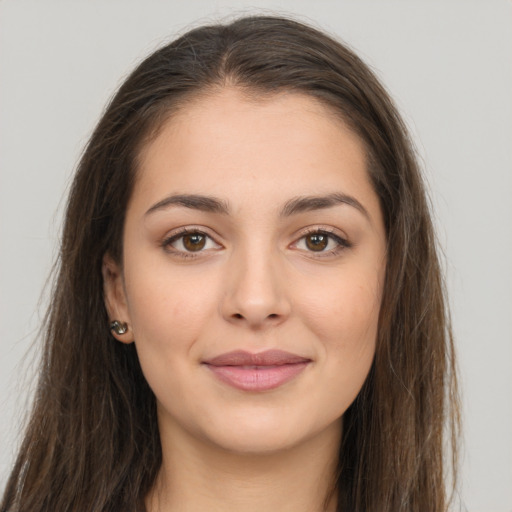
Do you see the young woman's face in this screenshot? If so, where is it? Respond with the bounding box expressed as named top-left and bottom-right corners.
top-left (105, 89), bottom-right (387, 454)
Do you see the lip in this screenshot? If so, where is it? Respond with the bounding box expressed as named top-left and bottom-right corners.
top-left (203, 350), bottom-right (311, 392)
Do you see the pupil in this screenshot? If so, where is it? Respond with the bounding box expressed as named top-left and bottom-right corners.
top-left (306, 234), bottom-right (328, 251)
top-left (183, 234), bottom-right (206, 251)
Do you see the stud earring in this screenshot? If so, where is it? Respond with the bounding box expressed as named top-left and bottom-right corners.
top-left (110, 320), bottom-right (128, 335)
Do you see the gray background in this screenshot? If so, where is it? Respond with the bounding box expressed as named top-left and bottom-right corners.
top-left (1, 1), bottom-right (511, 510)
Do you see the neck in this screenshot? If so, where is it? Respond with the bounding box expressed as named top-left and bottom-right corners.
top-left (147, 419), bottom-right (341, 512)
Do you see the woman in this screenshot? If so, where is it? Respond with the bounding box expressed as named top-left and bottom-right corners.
top-left (1, 15), bottom-right (459, 512)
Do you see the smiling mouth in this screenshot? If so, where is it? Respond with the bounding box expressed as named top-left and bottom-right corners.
top-left (202, 349), bottom-right (311, 391)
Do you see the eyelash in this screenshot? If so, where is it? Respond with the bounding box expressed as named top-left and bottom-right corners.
top-left (161, 228), bottom-right (220, 259)
top-left (160, 227), bottom-right (351, 259)
top-left (293, 228), bottom-right (351, 257)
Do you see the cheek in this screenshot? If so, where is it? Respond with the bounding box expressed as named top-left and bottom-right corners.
top-left (122, 266), bottom-right (223, 412)
top-left (283, 266), bottom-right (383, 427)
top-left (123, 264), bottom-right (220, 358)
top-left (299, 266), bottom-right (383, 366)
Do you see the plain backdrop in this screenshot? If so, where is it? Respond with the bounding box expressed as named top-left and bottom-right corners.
top-left (1, 1), bottom-right (511, 511)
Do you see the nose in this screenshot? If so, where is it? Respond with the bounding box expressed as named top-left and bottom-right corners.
top-left (220, 246), bottom-right (291, 329)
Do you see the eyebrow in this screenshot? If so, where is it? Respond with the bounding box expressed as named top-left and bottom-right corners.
top-left (145, 192), bottom-right (369, 219)
top-left (145, 194), bottom-right (230, 216)
top-left (280, 193), bottom-right (369, 219)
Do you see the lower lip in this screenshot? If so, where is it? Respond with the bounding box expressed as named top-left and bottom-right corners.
top-left (204, 362), bottom-right (310, 391)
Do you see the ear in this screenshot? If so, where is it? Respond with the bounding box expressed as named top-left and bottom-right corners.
top-left (102, 253), bottom-right (134, 343)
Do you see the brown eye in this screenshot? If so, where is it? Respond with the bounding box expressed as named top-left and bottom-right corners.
top-left (163, 229), bottom-right (221, 256)
top-left (182, 233), bottom-right (206, 251)
top-left (305, 233), bottom-right (329, 251)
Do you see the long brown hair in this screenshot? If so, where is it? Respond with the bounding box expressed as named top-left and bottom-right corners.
top-left (2, 15), bottom-right (459, 512)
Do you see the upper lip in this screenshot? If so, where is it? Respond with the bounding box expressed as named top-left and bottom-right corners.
top-left (204, 349), bottom-right (311, 366)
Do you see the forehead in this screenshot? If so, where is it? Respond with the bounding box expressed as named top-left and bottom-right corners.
top-left (132, 88), bottom-right (378, 217)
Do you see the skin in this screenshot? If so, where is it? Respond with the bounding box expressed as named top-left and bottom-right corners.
top-left (103, 88), bottom-right (387, 512)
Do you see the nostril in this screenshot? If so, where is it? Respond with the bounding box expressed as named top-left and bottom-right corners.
top-left (233, 313), bottom-right (244, 319)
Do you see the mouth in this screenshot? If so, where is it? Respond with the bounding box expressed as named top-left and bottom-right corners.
top-left (202, 349), bottom-right (312, 392)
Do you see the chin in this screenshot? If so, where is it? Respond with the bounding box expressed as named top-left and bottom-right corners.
top-left (198, 408), bottom-right (338, 455)
top-left (209, 429), bottom-right (305, 455)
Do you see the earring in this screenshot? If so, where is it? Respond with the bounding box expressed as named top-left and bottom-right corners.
top-left (110, 320), bottom-right (128, 335)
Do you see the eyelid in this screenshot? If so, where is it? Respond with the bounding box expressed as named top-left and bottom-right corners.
top-left (290, 226), bottom-right (351, 256)
top-left (159, 224), bottom-right (350, 259)
top-left (160, 226), bottom-right (223, 256)
top-left (292, 225), bottom-right (350, 242)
